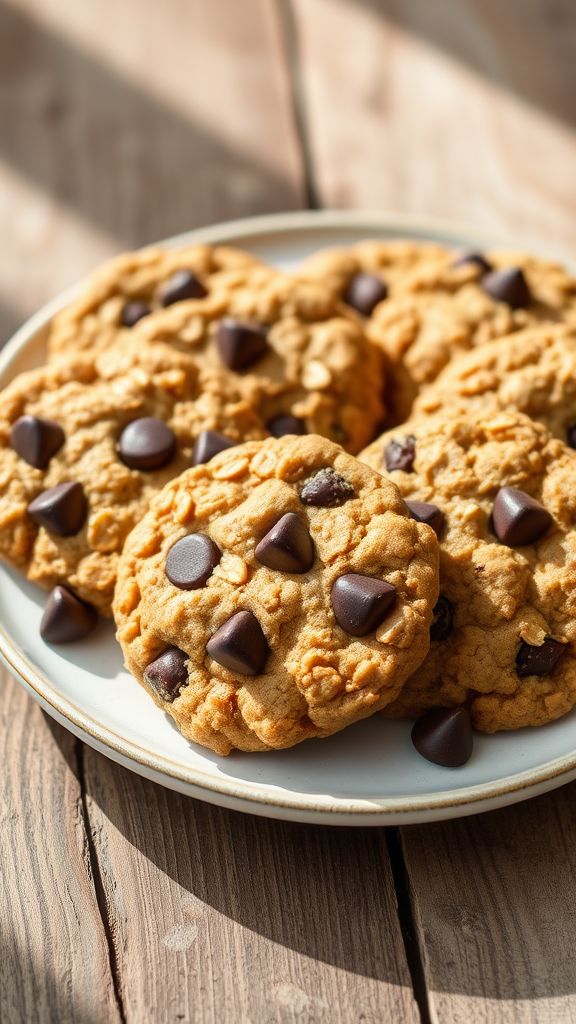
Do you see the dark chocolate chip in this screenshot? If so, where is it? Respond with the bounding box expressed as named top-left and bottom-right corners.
top-left (384, 435), bottom-right (416, 473)
top-left (492, 487), bottom-right (552, 546)
top-left (216, 318), bottom-right (269, 371)
top-left (40, 585), bottom-right (97, 643)
top-left (515, 636), bottom-right (568, 678)
top-left (191, 430), bottom-right (236, 466)
top-left (344, 273), bottom-right (388, 316)
top-left (206, 610), bottom-right (269, 675)
top-left (166, 534), bottom-right (221, 590)
top-left (482, 267), bottom-right (532, 309)
top-left (430, 595), bottom-right (453, 642)
top-left (331, 573), bottom-right (396, 637)
top-left (411, 707), bottom-right (473, 767)
top-left (566, 423), bottom-right (576, 449)
top-left (121, 300), bottom-right (151, 327)
top-left (452, 251), bottom-right (493, 274)
top-left (28, 482), bottom-right (87, 536)
top-left (267, 414), bottom-right (307, 438)
top-left (10, 415), bottom-right (65, 469)
top-left (406, 500), bottom-right (445, 538)
top-left (299, 468), bottom-right (355, 507)
top-left (118, 417), bottom-right (176, 471)
top-left (144, 647), bottom-right (189, 701)
top-left (158, 269), bottom-right (207, 306)
top-left (255, 512), bottom-right (315, 574)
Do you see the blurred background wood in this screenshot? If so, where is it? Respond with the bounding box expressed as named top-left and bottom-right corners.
top-left (2, 0), bottom-right (576, 1020)
top-left (289, 0), bottom-right (576, 257)
top-left (0, 0), bottom-right (304, 340)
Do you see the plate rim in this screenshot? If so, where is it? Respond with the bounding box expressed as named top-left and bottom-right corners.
top-left (2, 207), bottom-right (576, 824)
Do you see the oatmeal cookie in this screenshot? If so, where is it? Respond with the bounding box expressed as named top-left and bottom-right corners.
top-left (415, 323), bottom-right (576, 447)
top-left (132, 264), bottom-right (386, 452)
top-left (301, 241), bottom-right (576, 421)
top-left (47, 243), bottom-right (262, 360)
top-left (360, 411), bottom-right (576, 732)
top-left (0, 340), bottom-right (265, 616)
top-left (113, 434), bottom-right (439, 754)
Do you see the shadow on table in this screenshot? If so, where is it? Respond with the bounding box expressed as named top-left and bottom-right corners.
top-left (0, 933), bottom-right (105, 1024)
top-left (45, 714), bottom-right (408, 989)
top-left (335, 0), bottom-right (576, 132)
top-left (45, 711), bottom-right (576, 1002)
top-left (0, 0), bottom-right (303, 252)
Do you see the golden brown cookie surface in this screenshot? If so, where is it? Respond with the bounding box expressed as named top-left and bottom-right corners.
top-left (114, 435), bottom-right (439, 754)
top-left (301, 240), bottom-right (576, 422)
top-left (133, 264), bottom-right (386, 452)
top-left (360, 411), bottom-right (576, 732)
top-left (415, 323), bottom-right (576, 447)
top-left (0, 340), bottom-right (265, 615)
top-left (47, 243), bottom-right (262, 360)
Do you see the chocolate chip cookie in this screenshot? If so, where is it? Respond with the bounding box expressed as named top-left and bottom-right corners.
top-left (361, 411), bottom-right (576, 731)
top-left (0, 340), bottom-right (266, 616)
top-left (113, 435), bottom-right (439, 754)
top-left (414, 323), bottom-right (576, 448)
top-left (301, 241), bottom-right (576, 422)
top-left (47, 243), bottom-right (262, 360)
top-left (132, 264), bottom-right (386, 452)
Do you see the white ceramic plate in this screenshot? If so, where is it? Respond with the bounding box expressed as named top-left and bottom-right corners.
top-left (2, 210), bottom-right (576, 826)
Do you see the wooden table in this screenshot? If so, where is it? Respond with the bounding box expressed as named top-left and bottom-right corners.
top-left (2, 3), bottom-right (576, 1020)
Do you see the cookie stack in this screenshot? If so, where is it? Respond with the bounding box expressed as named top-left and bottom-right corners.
top-left (2, 238), bottom-right (576, 762)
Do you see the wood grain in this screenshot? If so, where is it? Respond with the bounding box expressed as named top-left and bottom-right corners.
top-left (0, 0), bottom-right (304, 341)
top-left (289, 0), bottom-right (576, 257)
top-left (82, 746), bottom-right (418, 1023)
top-left (0, 669), bottom-right (121, 1023)
top-left (402, 788), bottom-right (576, 1022)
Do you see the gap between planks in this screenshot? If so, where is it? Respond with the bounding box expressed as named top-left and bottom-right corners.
top-left (76, 739), bottom-right (127, 1024)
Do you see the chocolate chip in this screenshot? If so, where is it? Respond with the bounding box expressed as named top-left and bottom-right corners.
top-left (267, 414), bottom-right (307, 438)
top-left (406, 500), bottom-right (445, 538)
top-left (300, 468), bottom-right (355, 507)
top-left (344, 273), bottom-right (388, 316)
top-left (40, 585), bottom-right (97, 643)
top-left (452, 251), bottom-right (493, 274)
top-left (567, 423), bottom-right (576, 449)
top-left (144, 647), bottom-right (189, 701)
top-left (10, 415), bottom-right (65, 470)
top-left (121, 300), bottom-right (151, 327)
top-left (492, 487), bottom-right (552, 546)
top-left (192, 430), bottom-right (236, 466)
top-left (166, 534), bottom-right (221, 589)
top-left (158, 269), bottom-right (207, 306)
top-left (255, 513), bottom-right (314, 574)
top-left (430, 595), bottom-right (453, 642)
top-left (28, 482), bottom-right (87, 536)
top-left (411, 707), bottom-right (473, 767)
top-left (118, 417), bottom-right (176, 471)
top-left (482, 267), bottom-right (532, 309)
top-left (216, 318), bottom-right (269, 371)
top-left (331, 573), bottom-right (396, 636)
top-left (515, 636), bottom-right (568, 678)
top-left (384, 435), bottom-right (416, 473)
top-left (206, 610), bottom-right (269, 675)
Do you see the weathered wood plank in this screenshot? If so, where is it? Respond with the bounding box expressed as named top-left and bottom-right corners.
top-left (0, 670), bottom-right (121, 1023)
top-left (290, 0), bottom-right (576, 256)
top-left (83, 746), bottom-right (418, 1023)
top-left (0, 0), bottom-right (304, 342)
top-left (402, 788), bottom-right (576, 1023)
